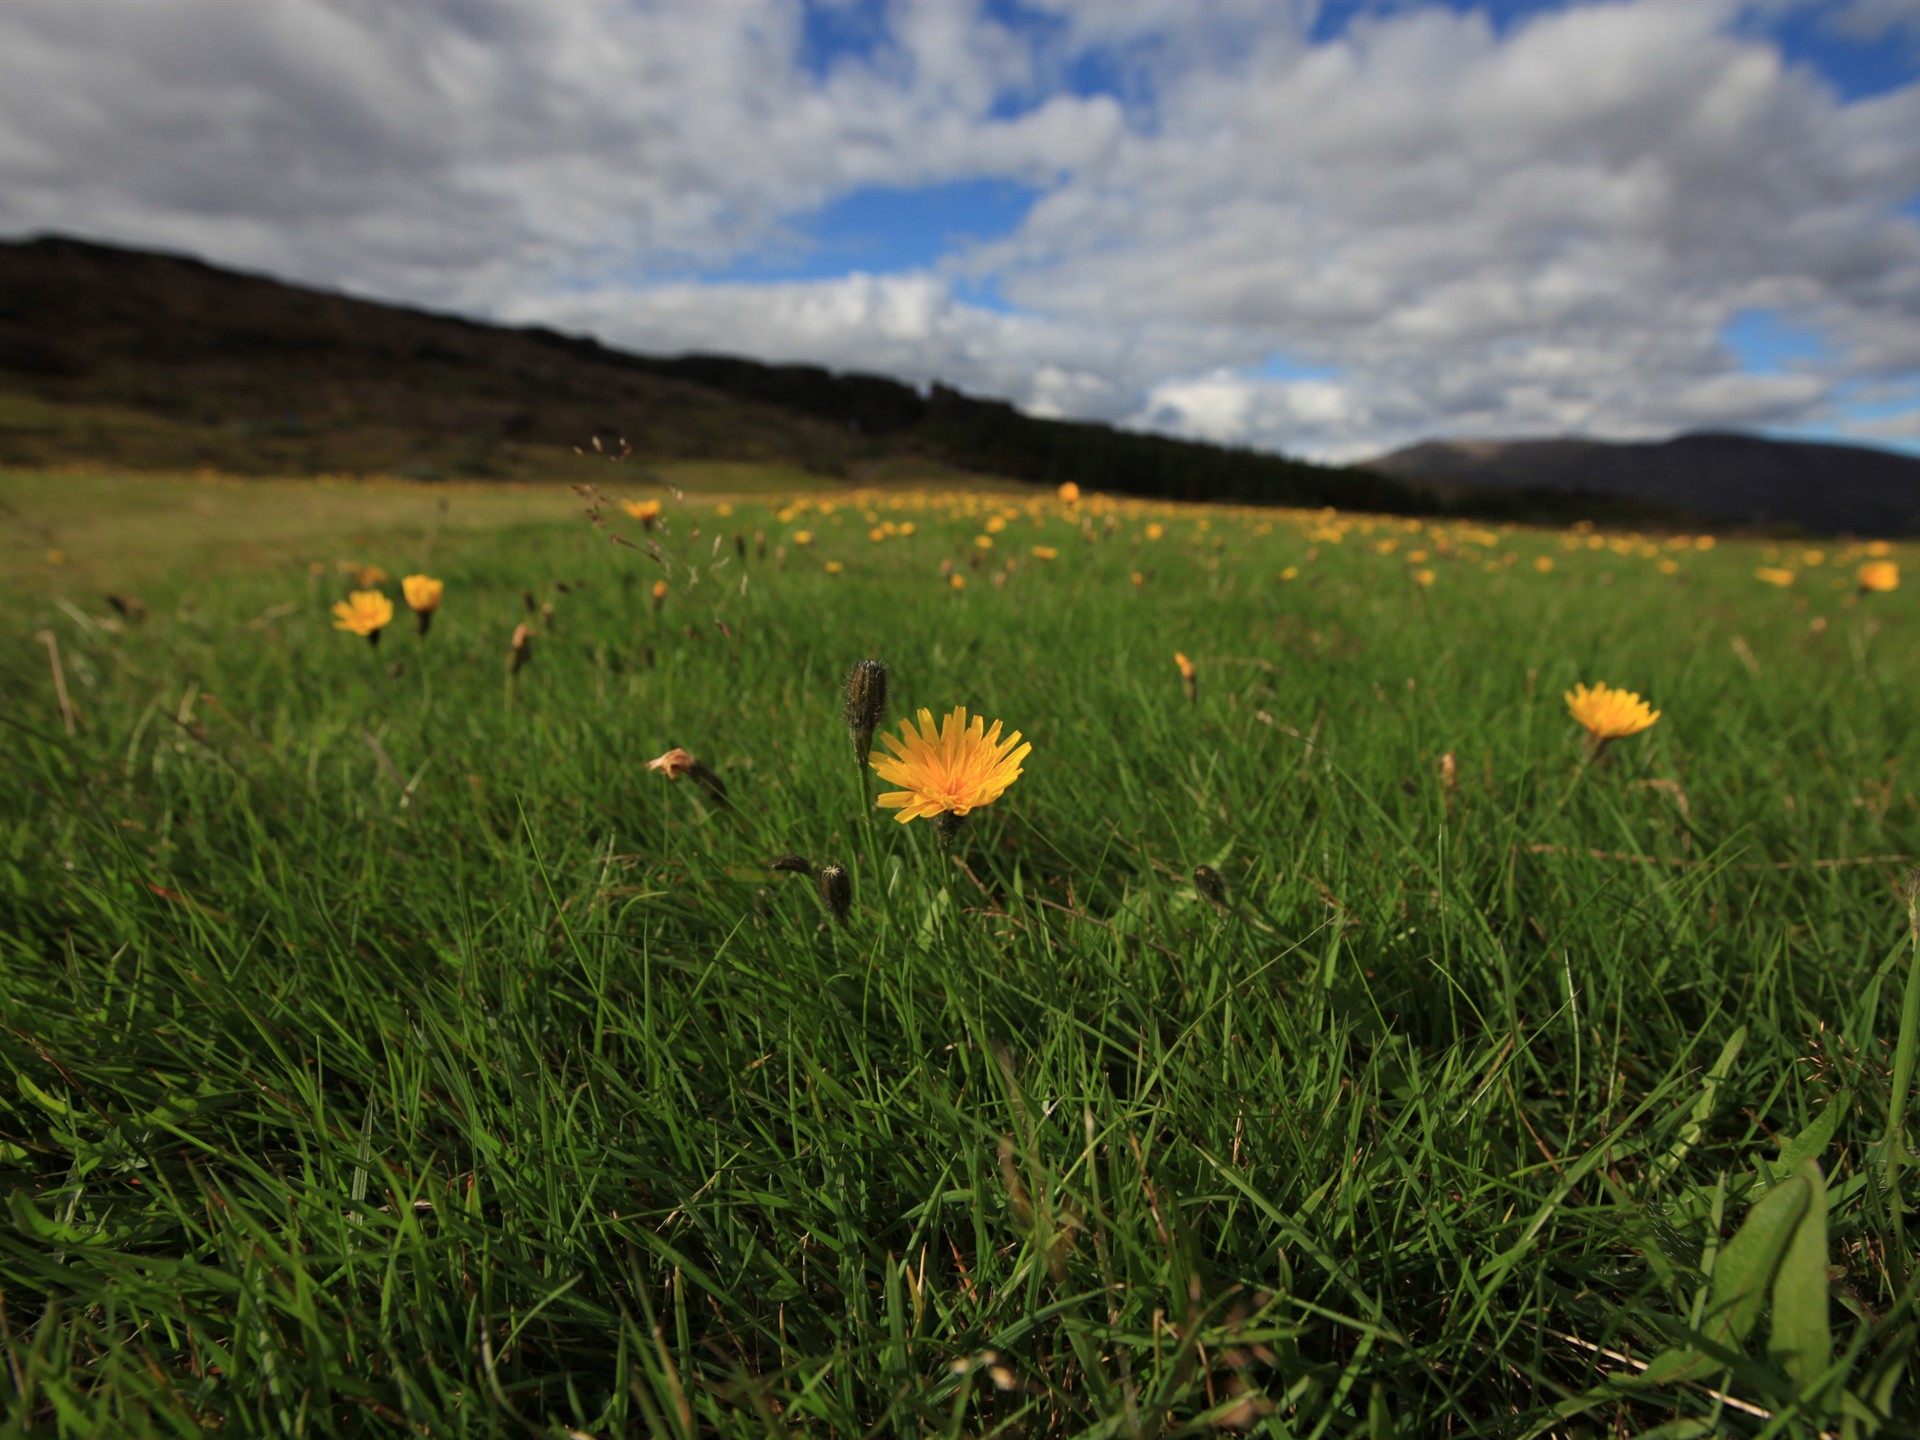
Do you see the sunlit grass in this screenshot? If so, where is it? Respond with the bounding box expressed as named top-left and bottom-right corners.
top-left (2, 471), bottom-right (1917, 1435)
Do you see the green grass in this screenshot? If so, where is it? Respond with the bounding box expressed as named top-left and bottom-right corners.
top-left (3, 472), bottom-right (1919, 1436)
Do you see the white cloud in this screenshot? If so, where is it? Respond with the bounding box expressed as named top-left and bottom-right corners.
top-left (0, 0), bottom-right (1916, 460)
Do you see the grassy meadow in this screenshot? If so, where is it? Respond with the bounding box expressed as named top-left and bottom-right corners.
top-left (3, 465), bottom-right (1919, 1437)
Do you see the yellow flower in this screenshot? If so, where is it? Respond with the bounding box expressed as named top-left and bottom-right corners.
top-left (1279, 566), bottom-right (1298, 581)
top-left (1030, 545), bottom-right (1059, 560)
top-left (357, 565), bottom-right (390, 588)
top-left (1173, 651), bottom-right (1195, 682)
top-left (1858, 560), bottom-right (1900, 593)
top-left (949, 573), bottom-right (967, 591)
top-left (869, 526), bottom-right (888, 542)
top-left (402, 574), bottom-right (443, 614)
top-left (793, 530), bottom-right (814, 546)
top-left (651, 578), bottom-right (669, 612)
top-left (716, 503), bottom-right (734, 517)
top-left (332, 590), bottom-right (393, 641)
top-left (1533, 556), bottom-right (1554, 573)
top-left (825, 560), bottom-right (845, 574)
top-left (1412, 569), bottom-right (1436, 587)
top-left (622, 499), bottom-right (663, 527)
top-left (1130, 570), bottom-right (1145, 588)
top-left (1144, 522), bottom-right (1164, 540)
top-left (1565, 682), bottom-right (1660, 741)
top-left (974, 535), bottom-right (994, 549)
top-left (871, 706), bottom-right (1030, 824)
top-left (1057, 482), bottom-right (1080, 503)
top-left (1756, 567), bottom-right (1796, 587)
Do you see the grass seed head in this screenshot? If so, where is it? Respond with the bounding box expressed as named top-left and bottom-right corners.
top-left (843, 659), bottom-right (890, 767)
top-left (509, 622), bottom-right (533, 673)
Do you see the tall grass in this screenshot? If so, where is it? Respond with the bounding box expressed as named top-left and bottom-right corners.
top-left (2, 479), bottom-right (1916, 1435)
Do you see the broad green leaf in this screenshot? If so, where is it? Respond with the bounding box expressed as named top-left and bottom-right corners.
top-left (1706, 1172), bottom-right (1808, 1349)
top-left (1767, 1158), bottom-right (1832, 1390)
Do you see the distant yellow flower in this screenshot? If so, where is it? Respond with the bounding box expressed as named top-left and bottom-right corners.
top-left (622, 499), bottom-right (663, 528)
top-left (871, 706), bottom-right (1030, 824)
top-left (869, 526), bottom-right (888, 542)
top-left (1279, 565), bottom-right (1298, 581)
top-left (1030, 545), bottom-right (1059, 560)
top-left (1865, 540), bottom-right (1892, 557)
top-left (716, 503), bottom-right (734, 517)
top-left (1412, 569), bottom-right (1436, 587)
top-left (974, 535), bottom-right (994, 549)
top-left (1144, 522), bottom-right (1165, 540)
top-left (985, 515), bottom-right (1007, 533)
top-left (1533, 556), bottom-right (1554, 573)
top-left (402, 574), bottom-right (443, 613)
top-left (899, 522), bottom-right (916, 537)
top-left (402, 574), bottom-right (443, 634)
top-left (332, 590), bottom-right (393, 644)
top-left (357, 565), bottom-right (390, 588)
top-left (1057, 482), bottom-right (1080, 503)
top-left (1407, 549), bottom-right (1429, 563)
top-left (1858, 560), bottom-right (1900, 593)
top-left (1565, 682), bottom-right (1660, 742)
top-left (793, 529), bottom-right (814, 546)
top-left (651, 578), bottom-right (669, 612)
top-left (825, 560), bottom-right (845, 574)
top-left (1755, 567), bottom-right (1796, 587)
top-left (1174, 651), bottom-right (1197, 701)
top-left (1130, 570), bottom-right (1145, 588)
top-left (949, 573), bottom-right (967, 591)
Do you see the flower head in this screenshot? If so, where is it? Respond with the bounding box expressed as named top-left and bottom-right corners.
top-left (1174, 651), bottom-right (1197, 702)
top-left (1030, 546), bottom-right (1059, 561)
top-left (1858, 560), bottom-right (1900, 593)
top-left (622, 499), bottom-right (662, 528)
top-left (403, 574), bottom-right (443, 613)
top-left (871, 706), bottom-right (1029, 824)
top-left (648, 747), bottom-right (699, 779)
top-left (1565, 682), bottom-right (1660, 741)
top-left (1057, 481), bottom-right (1081, 503)
top-left (402, 574), bottom-right (443, 633)
top-left (332, 590), bottom-right (393, 644)
top-left (1755, 567), bottom-right (1797, 587)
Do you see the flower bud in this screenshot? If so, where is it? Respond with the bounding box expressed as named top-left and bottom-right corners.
top-left (818, 862), bottom-right (853, 924)
top-left (770, 854), bottom-right (814, 876)
top-left (843, 659), bottom-right (890, 766)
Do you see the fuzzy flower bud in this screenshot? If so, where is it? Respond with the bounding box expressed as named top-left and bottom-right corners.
top-left (817, 862), bottom-right (853, 924)
top-left (843, 658), bottom-right (890, 767)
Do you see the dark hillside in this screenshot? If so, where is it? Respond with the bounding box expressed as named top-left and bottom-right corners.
top-left (0, 234), bottom-right (1391, 510)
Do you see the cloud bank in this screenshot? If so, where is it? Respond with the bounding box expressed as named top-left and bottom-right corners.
top-left (1, 0), bottom-right (1917, 460)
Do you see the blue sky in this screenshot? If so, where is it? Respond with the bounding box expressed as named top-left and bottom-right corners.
top-left (2, 0), bottom-right (1917, 461)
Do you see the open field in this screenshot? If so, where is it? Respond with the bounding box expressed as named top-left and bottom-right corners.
top-left (3, 467), bottom-right (1919, 1436)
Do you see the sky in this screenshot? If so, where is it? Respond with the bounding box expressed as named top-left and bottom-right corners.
top-left (2, 0), bottom-right (1919, 463)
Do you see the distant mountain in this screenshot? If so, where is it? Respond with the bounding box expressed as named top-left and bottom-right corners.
top-left (1366, 433), bottom-right (1920, 535)
top-left (0, 233), bottom-right (1412, 512)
